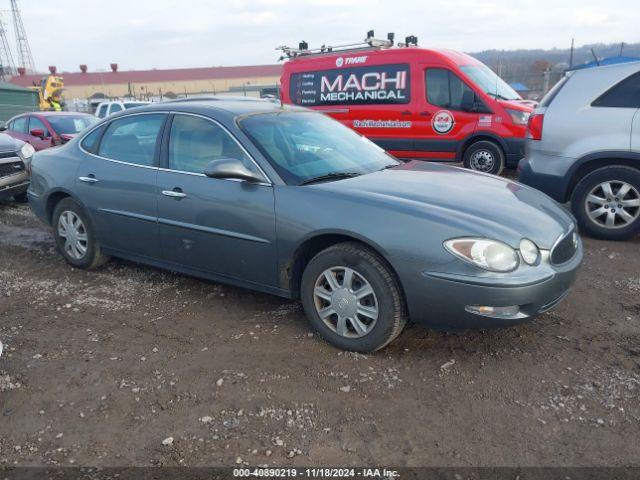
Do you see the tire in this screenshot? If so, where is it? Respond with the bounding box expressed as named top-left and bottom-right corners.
top-left (13, 192), bottom-right (28, 203)
top-left (52, 198), bottom-right (109, 269)
top-left (463, 140), bottom-right (505, 175)
top-left (571, 166), bottom-right (640, 241)
top-left (300, 242), bottom-right (407, 352)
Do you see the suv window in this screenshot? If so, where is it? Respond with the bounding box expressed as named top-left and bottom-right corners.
top-left (592, 71), bottom-right (640, 108)
top-left (98, 114), bottom-right (164, 166)
top-left (96, 104), bottom-right (108, 118)
top-left (168, 114), bottom-right (254, 174)
top-left (28, 117), bottom-right (50, 137)
top-left (110, 104), bottom-right (123, 114)
top-left (426, 68), bottom-right (475, 110)
top-left (10, 116), bottom-right (27, 133)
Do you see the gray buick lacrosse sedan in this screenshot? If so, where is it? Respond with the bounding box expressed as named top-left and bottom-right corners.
top-left (28, 100), bottom-right (582, 352)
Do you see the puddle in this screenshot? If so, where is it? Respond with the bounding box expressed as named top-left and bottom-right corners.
top-left (0, 225), bottom-right (53, 250)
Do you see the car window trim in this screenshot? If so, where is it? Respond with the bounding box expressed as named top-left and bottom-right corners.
top-left (78, 111), bottom-right (169, 170)
top-left (160, 111), bottom-right (272, 186)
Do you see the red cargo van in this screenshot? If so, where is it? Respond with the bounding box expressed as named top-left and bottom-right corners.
top-left (280, 39), bottom-right (533, 175)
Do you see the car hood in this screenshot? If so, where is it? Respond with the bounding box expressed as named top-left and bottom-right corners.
top-left (0, 133), bottom-right (23, 152)
top-left (313, 161), bottom-right (574, 249)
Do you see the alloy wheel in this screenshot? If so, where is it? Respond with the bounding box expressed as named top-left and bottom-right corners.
top-left (585, 180), bottom-right (640, 229)
top-left (313, 266), bottom-right (379, 338)
top-left (57, 210), bottom-right (88, 259)
top-left (470, 150), bottom-right (495, 172)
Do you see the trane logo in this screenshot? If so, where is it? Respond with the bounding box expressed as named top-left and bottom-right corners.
top-left (336, 56), bottom-right (367, 67)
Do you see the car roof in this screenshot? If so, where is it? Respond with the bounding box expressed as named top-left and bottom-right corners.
top-left (38, 111), bottom-right (94, 117)
top-left (133, 98), bottom-right (307, 117)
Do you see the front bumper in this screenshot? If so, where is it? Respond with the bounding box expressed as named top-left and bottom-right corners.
top-left (0, 178), bottom-right (29, 201)
top-left (406, 244), bottom-right (582, 330)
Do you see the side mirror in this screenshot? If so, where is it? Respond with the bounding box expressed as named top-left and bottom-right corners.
top-left (461, 90), bottom-right (476, 112)
top-left (30, 128), bottom-right (45, 139)
top-left (204, 158), bottom-right (264, 183)
top-left (0, 122), bottom-right (6, 132)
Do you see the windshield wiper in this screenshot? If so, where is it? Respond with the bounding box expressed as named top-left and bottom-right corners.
top-left (378, 163), bottom-right (398, 171)
top-left (300, 172), bottom-right (361, 185)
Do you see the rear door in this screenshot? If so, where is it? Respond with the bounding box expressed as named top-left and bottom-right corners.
top-left (156, 113), bottom-right (277, 287)
top-left (75, 113), bottom-right (166, 259)
top-left (412, 66), bottom-right (480, 160)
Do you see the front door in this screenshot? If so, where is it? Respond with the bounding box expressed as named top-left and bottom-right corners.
top-left (157, 113), bottom-right (277, 288)
top-left (75, 113), bottom-right (166, 259)
top-left (27, 116), bottom-right (53, 151)
top-left (411, 66), bottom-right (480, 160)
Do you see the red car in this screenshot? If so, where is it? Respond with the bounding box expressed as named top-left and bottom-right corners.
top-left (280, 39), bottom-right (533, 175)
top-left (2, 111), bottom-right (97, 151)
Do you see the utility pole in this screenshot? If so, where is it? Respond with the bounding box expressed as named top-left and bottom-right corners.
top-left (543, 67), bottom-right (551, 95)
top-left (10, 0), bottom-right (35, 73)
top-left (569, 38), bottom-right (574, 69)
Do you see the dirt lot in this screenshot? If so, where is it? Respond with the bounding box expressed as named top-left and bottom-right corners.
top-left (0, 199), bottom-right (639, 468)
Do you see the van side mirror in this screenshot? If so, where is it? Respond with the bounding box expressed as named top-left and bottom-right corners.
top-left (204, 158), bottom-right (264, 183)
top-left (461, 90), bottom-right (476, 112)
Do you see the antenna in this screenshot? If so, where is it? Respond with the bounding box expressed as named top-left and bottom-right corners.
top-left (10, 0), bottom-right (36, 73)
top-left (0, 13), bottom-right (15, 81)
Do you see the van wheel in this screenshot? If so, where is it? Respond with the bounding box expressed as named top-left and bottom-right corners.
top-left (463, 141), bottom-right (505, 175)
top-left (300, 242), bottom-right (407, 353)
top-left (572, 166), bottom-right (640, 241)
top-left (52, 198), bottom-right (110, 269)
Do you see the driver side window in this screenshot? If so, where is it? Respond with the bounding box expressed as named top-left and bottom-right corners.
top-left (168, 114), bottom-right (253, 175)
top-left (426, 68), bottom-right (475, 111)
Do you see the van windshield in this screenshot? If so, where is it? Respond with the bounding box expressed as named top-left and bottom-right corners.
top-left (239, 111), bottom-right (398, 186)
top-left (460, 65), bottom-right (521, 101)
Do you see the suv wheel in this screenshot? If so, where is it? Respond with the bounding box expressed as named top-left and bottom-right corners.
top-left (52, 198), bottom-right (110, 269)
top-left (572, 166), bottom-right (640, 240)
top-left (300, 242), bottom-right (407, 352)
top-left (463, 141), bottom-right (505, 175)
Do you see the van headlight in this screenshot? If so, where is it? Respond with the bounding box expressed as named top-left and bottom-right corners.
top-left (19, 142), bottom-right (35, 160)
top-left (444, 238), bottom-right (519, 272)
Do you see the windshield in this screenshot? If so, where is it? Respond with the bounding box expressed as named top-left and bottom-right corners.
top-left (460, 64), bottom-right (521, 101)
top-left (124, 102), bottom-right (149, 109)
top-left (47, 115), bottom-right (98, 135)
top-left (239, 111), bottom-right (398, 185)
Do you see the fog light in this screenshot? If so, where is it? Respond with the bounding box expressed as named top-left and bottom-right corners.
top-left (465, 305), bottom-right (521, 319)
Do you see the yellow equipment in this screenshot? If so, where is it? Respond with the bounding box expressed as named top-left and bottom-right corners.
top-left (30, 75), bottom-right (64, 111)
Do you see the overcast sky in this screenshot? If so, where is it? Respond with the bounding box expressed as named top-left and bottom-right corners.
top-left (13, 0), bottom-right (640, 72)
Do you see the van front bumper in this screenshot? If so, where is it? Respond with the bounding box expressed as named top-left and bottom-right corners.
top-left (406, 244), bottom-right (582, 330)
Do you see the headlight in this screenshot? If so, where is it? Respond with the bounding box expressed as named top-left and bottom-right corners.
top-left (19, 142), bottom-right (35, 160)
top-left (444, 238), bottom-right (519, 272)
top-left (519, 238), bottom-right (540, 265)
top-left (505, 108), bottom-right (530, 125)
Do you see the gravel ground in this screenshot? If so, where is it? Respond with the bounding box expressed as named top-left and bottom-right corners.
top-left (0, 200), bottom-right (639, 468)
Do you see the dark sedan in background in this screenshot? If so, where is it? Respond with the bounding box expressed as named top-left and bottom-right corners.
top-left (27, 100), bottom-right (582, 352)
top-left (2, 111), bottom-right (97, 151)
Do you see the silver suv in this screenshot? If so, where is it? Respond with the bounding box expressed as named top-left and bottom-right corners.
top-left (518, 61), bottom-right (640, 240)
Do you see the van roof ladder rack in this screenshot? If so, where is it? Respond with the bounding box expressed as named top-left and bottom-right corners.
top-left (276, 30), bottom-right (418, 60)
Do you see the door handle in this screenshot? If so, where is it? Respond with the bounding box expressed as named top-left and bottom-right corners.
top-left (162, 189), bottom-right (187, 199)
top-left (419, 111), bottom-right (432, 117)
top-left (78, 176), bottom-right (99, 183)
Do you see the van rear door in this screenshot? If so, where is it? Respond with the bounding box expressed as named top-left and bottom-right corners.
top-left (412, 65), bottom-right (481, 160)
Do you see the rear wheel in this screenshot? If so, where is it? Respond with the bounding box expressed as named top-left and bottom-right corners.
top-left (300, 242), bottom-right (407, 352)
top-left (463, 140), bottom-right (505, 175)
top-left (52, 198), bottom-right (110, 269)
top-left (571, 166), bottom-right (640, 240)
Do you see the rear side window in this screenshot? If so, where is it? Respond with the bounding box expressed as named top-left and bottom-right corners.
top-left (289, 63), bottom-right (410, 106)
top-left (96, 104), bottom-right (108, 118)
top-left (110, 104), bottom-right (123, 114)
top-left (540, 75), bottom-right (570, 108)
top-left (81, 126), bottom-right (105, 154)
top-left (10, 116), bottom-right (27, 133)
top-left (426, 68), bottom-right (475, 111)
top-left (592, 71), bottom-right (640, 108)
top-left (98, 114), bottom-right (164, 166)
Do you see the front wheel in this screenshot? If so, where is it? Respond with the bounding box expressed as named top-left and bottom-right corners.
top-left (463, 141), bottom-right (505, 175)
top-left (52, 198), bottom-right (110, 269)
top-left (571, 166), bottom-right (640, 240)
top-left (300, 242), bottom-right (407, 352)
